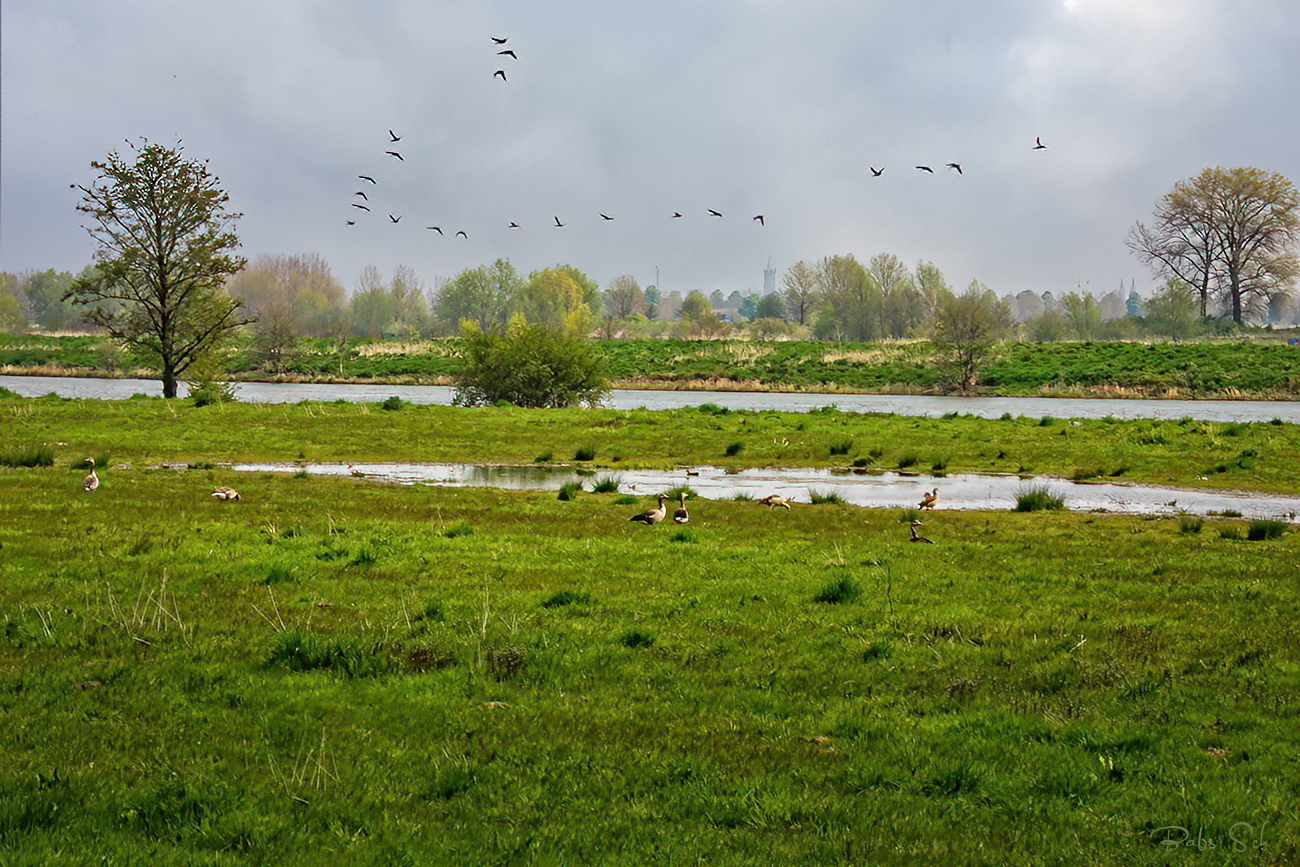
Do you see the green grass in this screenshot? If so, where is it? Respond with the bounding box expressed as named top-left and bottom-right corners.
top-left (1177, 514), bottom-right (1204, 535)
top-left (591, 475), bottom-right (621, 494)
top-left (1014, 484), bottom-right (1066, 512)
top-left (0, 465), bottom-right (1298, 863)
top-left (0, 446), bottom-right (55, 467)
top-left (1247, 518), bottom-right (1287, 540)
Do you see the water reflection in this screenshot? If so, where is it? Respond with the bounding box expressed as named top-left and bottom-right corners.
top-left (232, 461), bottom-right (1300, 521)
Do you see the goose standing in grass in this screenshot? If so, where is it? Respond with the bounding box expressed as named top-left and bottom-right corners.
top-left (630, 495), bottom-right (667, 525)
top-left (918, 488), bottom-right (938, 510)
top-left (673, 492), bottom-right (690, 524)
top-left (212, 487), bottom-right (241, 501)
top-left (758, 494), bottom-right (791, 510)
top-left (82, 458), bottom-right (99, 493)
top-left (908, 521), bottom-right (934, 543)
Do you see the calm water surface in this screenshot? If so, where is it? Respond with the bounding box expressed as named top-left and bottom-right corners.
top-left (5, 373), bottom-right (1300, 422)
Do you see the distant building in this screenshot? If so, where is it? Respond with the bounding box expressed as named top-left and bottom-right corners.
top-left (762, 259), bottom-right (776, 296)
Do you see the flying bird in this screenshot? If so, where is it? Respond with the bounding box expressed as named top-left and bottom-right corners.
top-left (947, 163), bottom-right (963, 174)
top-left (707, 209), bottom-right (723, 217)
top-left (389, 129), bottom-right (401, 142)
top-left (498, 49), bottom-right (517, 59)
top-left (554, 216), bottom-right (565, 227)
top-left (753, 215), bottom-right (764, 226)
top-left (389, 214), bottom-right (401, 223)
top-left (494, 69), bottom-right (507, 81)
top-left (870, 166), bottom-right (883, 177)
top-left (915, 165), bottom-right (934, 173)
top-left (672, 211), bottom-right (683, 219)
top-left (600, 213), bottom-right (614, 221)
top-left (1033, 136), bottom-right (1047, 150)
top-left (351, 203), bottom-right (370, 211)
top-left (358, 175), bottom-right (376, 184)
top-left (509, 221), bottom-right (520, 228)
top-left (491, 36), bottom-right (508, 44)
top-left (353, 191), bottom-right (368, 200)
top-left (346, 220), bottom-right (355, 226)
top-left (426, 226), bottom-right (443, 234)
top-left (385, 151), bottom-right (404, 161)
top-left (456, 230), bottom-right (468, 238)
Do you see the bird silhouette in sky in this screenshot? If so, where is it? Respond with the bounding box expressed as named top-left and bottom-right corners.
top-left (600, 213), bottom-right (614, 221)
top-left (509, 221), bottom-right (520, 228)
top-left (494, 69), bottom-right (507, 81)
top-left (351, 203), bottom-right (370, 211)
top-left (358, 175), bottom-right (376, 184)
top-left (947, 163), bottom-right (963, 174)
top-left (492, 36), bottom-right (508, 44)
top-left (672, 211), bottom-right (683, 219)
top-left (753, 215), bottom-right (764, 226)
top-left (498, 49), bottom-right (517, 59)
top-left (427, 226), bottom-right (443, 234)
top-left (346, 220), bottom-right (355, 226)
top-left (1034, 136), bottom-right (1047, 150)
top-left (389, 214), bottom-right (401, 223)
top-left (354, 191), bottom-right (368, 200)
top-left (386, 151), bottom-right (404, 161)
top-left (708, 209), bottom-right (723, 217)
top-left (456, 230), bottom-right (468, 238)
top-left (554, 216), bottom-right (565, 227)
top-left (389, 130), bottom-right (401, 142)
top-left (915, 165), bottom-right (934, 173)
top-left (870, 166), bottom-right (883, 177)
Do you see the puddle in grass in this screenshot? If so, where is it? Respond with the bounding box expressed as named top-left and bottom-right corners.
top-left (230, 462), bottom-right (1300, 520)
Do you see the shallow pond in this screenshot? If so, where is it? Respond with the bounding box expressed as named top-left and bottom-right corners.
top-left (231, 461), bottom-right (1300, 521)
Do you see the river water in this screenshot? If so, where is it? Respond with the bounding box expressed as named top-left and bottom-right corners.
top-left (4, 373), bottom-right (1300, 422)
top-left (232, 462), bottom-right (1300, 521)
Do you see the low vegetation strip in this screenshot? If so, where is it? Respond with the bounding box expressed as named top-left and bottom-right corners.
top-left (0, 470), bottom-right (1295, 863)
top-left (8, 334), bottom-right (1300, 397)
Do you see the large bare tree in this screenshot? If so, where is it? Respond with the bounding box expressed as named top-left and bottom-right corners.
top-left (1129, 167), bottom-right (1300, 323)
top-left (67, 140), bottom-right (247, 397)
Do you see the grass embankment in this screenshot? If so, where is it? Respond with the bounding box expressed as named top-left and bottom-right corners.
top-left (4, 395), bottom-right (1300, 493)
top-left (7, 334), bottom-right (1300, 397)
top-left (1, 465), bottom-right (1297, 864)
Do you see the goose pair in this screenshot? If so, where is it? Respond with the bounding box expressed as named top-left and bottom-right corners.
top-left (630, 493), bottom-right (690, 525)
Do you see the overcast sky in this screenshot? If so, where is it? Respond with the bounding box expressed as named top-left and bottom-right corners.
top-left (5, 0), bottom-right (1300, 300)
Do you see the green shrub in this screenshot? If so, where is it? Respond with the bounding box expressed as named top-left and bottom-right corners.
top-left (1014, 485), bottom-right (1065, 512)
top-left (814, 577), bottom-right (861, 604)
top-left (573, 444), bottom-right (597, 462)
top-left (380, 395), bottom-right (404, 411)
top-left (1178, 515), bottom-right (1204, 535)
top-left (725, 441), bottom-right (744, 456)
top-left (1247, 519), bottom-right (1286, 541)
top-left (453, 320), bottom-right (610, 408)
top-left (1038, 415), bottom-right (1055, 427)
top-left (829, 438), bottom-right (853, 456)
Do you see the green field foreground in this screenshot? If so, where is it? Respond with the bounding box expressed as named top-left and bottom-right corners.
top-left (2, 400), bottom-right (1299, 864)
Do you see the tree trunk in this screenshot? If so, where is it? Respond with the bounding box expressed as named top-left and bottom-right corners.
top-left (162, 361), bottom-right (179, 399)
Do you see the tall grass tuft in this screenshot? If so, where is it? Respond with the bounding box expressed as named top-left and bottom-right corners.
top-left (814, 577), bottom-right (861, 604)
top-left (557, 482), bottom-right (583, 501)
top-left (591, 476), bottom-right (621, 494)
top-left (696, 402), bottom-right (730, 415)
top-left (1247, 519), bottom-right (1287, 541)
top-left (897, 453), bottom-right (919, 469)
top-left (725, 441), bottom-right (744, 457)
top-left (1, 446), bottom-right (55, 468)
top-left (808, 489), bottom-right (846, 506)
top-left (443, 521), bottom-right (474, 538)
top-left (541, 589), bottom-right (592, 609)
top-left (670, 528), bottom-right (698, 543)
top-left (829, 438), bottom-right (854, 456)
top-left (533, 451), bottom-right (553, 463)
top-left (618, 629), bottom-right (655, 648)
top-left (1014, 484), bottom-right (1065, 512)
top-left (573, 444), bottom-right (597, 462)
top-left (268, 629), bottom-right (390, 678)
top-left (898, 507), bottom-right (921, 523)
top-left (1178, 514), bottom-right (1204, 535)
top-left (380, 395), bottom-right (404, 411)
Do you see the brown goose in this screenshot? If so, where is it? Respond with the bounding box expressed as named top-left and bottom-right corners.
top-left (630, 495), bottom-right (667, 525)
top-left (918, 488), bottom-right (938, 510)
top-left (82, 458), bottom-right (99, 493)
top-left (757, 494), bottom-right (791, 510)
top-left (673, 492), bottom-right (690, 524)
top-left (212, 486), bottom-right (241, 501)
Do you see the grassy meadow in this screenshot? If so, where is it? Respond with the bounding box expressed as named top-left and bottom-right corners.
top-left (2, 396), bottom-right (1299, 863)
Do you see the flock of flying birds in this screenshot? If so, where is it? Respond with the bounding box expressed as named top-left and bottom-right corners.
top-left (343, 36), bottom-right (1051, 238)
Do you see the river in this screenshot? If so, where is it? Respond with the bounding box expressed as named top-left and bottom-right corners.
top-left (4, 373), bottom-right (1300, 421)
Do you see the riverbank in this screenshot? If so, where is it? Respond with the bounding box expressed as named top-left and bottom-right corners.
top-left (6, 334), bottom-right (1300, 400)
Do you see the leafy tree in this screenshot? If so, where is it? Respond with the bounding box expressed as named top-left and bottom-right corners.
top-left (1026, 309), bottom-right (1068, 342)
top-left (0, 293), bottom-right (26, 333)
top-left (1143, 278), bottom-right (1203, 341)
top-left (453, 318), bottom-right (610, 408)
top-left (931, 282), bottom-right (1010, 391)
top-left (1061, 292), bottom-right (1104, 340)
top-left (755, 293), bottom-right (787, 321)
top-left (434, 259), bottom-right (522, 333)
top-left (228, 254), bottom-right (346, 337)
top-left (602, 275), bottom-right (645, 319)
top-left (914, 260), bottom-right (951, 329)
top-left (643, 285), bottom-right (662, 321)
top-left (24, 270), bottom-right (79, 331)
top-left (521, 267), bottom-right (595, 333)
top-left (677, 290), bottom-right (726, 337)
top-left (813, 255), bottom-right (879, 341)
top-left (66, 140), bottom-right (247, 397)
top-left (1129, 166), bottom-right (1300, 323)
